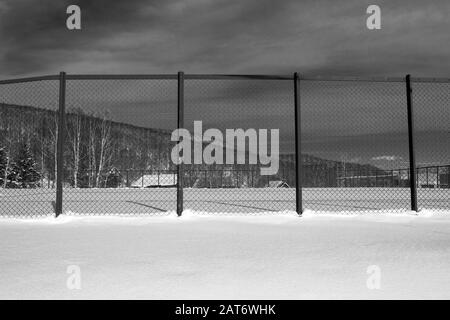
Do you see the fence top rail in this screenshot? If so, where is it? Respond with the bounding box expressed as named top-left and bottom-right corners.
top-left (0, 74), bottom-right (59, 85)
top-left (298, 76), bottom-right (406, 83)
top-left (65, 74), bottom-right (178, 80)
top-left (64, 74), bottom-right (293, 80)
top-left (410, 77), bottom-right (450, 83)
top-left (62, 74), bottom-right (450, 82)
top-left (184, 74), bottom-right (293, 80)
top-left (1, 74), bottom-right (449, 83)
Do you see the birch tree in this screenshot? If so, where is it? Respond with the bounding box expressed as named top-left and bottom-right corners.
top-left (66, 108), bottom-right (84, 187)
top-left (1, 107), bottom-right (14, 188)
top-left (48, 113), bottom-right (59, 188)
top-left (95, 112), bottom-right (112, 187)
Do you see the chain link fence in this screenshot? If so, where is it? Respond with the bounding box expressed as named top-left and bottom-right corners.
top-left (300, 78), bottom-right (411, 212)
top-left (0, 77), bottom-right (59, 217)
top-left (63, 77), bottom-right (178, 215)
top-left (183, 77), bottom-right (295, 213)
top-left (412, 79), bottom-right (450, 210)
top-left (0, 73), bottom-right (449, 217)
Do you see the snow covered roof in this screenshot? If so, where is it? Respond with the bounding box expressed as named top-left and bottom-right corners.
top-left (131, 174), bottom-right (177, 187)
top-left (268, 180), bottom-right (290, 188)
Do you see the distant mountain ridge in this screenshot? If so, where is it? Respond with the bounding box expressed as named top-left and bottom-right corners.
top-left (0, 103), bottom-right (383, 188)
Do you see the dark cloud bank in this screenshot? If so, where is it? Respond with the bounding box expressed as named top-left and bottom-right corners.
top-left (0, 0), bottom-right (449, 169)
top-left (1, 0), bottom-right (449, 77)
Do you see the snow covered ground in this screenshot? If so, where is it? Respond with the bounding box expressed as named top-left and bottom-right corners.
top-left (1, 209), bottom-right (449, 299)
top-left (1, 187), bottom-right (449, 216)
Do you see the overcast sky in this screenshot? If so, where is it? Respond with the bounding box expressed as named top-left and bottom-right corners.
top-left (1, 0), bottom-right (449, 169)
top-left (1, 0), bottom-right (449, 78)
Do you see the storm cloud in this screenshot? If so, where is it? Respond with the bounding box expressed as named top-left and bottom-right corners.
top-left (0, 0), bottom-right (449, 77)
top-left (0, 0), bottom-right (449, 169)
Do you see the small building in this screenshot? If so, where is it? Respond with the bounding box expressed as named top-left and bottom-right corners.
top-left (131, 173), bottom-right (177, 188)
top-left (268, 180), bottom-right (290, 188)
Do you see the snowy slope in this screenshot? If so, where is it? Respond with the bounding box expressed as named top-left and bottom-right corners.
top-left (0, 210), bottom-right (449, 299)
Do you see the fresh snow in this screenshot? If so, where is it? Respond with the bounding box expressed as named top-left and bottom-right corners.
top-left (0, 210), bottom-right (449, 299)
top-left (1, 188), bottom-right (449, 216)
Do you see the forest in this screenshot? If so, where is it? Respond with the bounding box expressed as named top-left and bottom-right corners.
top-left (0, 103), bottom-right (383, 189)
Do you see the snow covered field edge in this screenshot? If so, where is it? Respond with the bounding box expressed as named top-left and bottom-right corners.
top-left (0, 209), bottom-right (449, 299)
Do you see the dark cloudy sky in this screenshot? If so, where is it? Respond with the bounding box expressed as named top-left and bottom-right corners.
top-left (1, 0), bottom-right (449, 78)
top-left (0, 0), bottom-right (449, 170)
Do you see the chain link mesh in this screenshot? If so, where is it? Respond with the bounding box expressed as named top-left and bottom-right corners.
top-left (300, 79), bottom-right (411, 212)
top-left (184, 78), bottom-right (296, 214)
top-left (0, 80), bottom-right (59, 217)
top-left (412, 80), bottom-right (450, 210)
top-left (0, 75), bottom-right (449, 217)
top-left (63, 79), bottom-right (177, 215)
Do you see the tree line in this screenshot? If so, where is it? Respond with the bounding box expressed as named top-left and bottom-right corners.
top-left (0, 102), bottom-right (384, 189)
top-left (0, 103), bottom-right (174, 188)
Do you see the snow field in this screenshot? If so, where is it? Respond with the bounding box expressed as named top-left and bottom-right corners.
top-left (0, 210), bottom-right (449, 299)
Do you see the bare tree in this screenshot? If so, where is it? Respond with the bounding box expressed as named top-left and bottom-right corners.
top-left (2, 131), bottom-right (13, 189)
top-left (95, 112), bottom-right (112, 187)
top-left (85, 111), bottom-right (112, 187)
top-left (47, 113), bottom-right (59, 188)
top-left (66, 108), bottom-right (84, 187)
top-left (38, 118), bottom-right (47, 187)
top-left (1, 107), bottom-right (16, 188)
top-left (87, 116), bottom-right (96, 187)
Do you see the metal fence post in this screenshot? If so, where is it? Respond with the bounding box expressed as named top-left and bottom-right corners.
top-left (436, 166), bottom-right (439, 188)
top-left (406, 74), bottom-right (418, 211)
top-left (448, 165), bottom-right (450, 188)
top-left (294, 72), bottom-right (303, 215)
top-left (55, 72), bottom-right (66, 217)
top-left (177, 71), bottom-right (184, 216)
